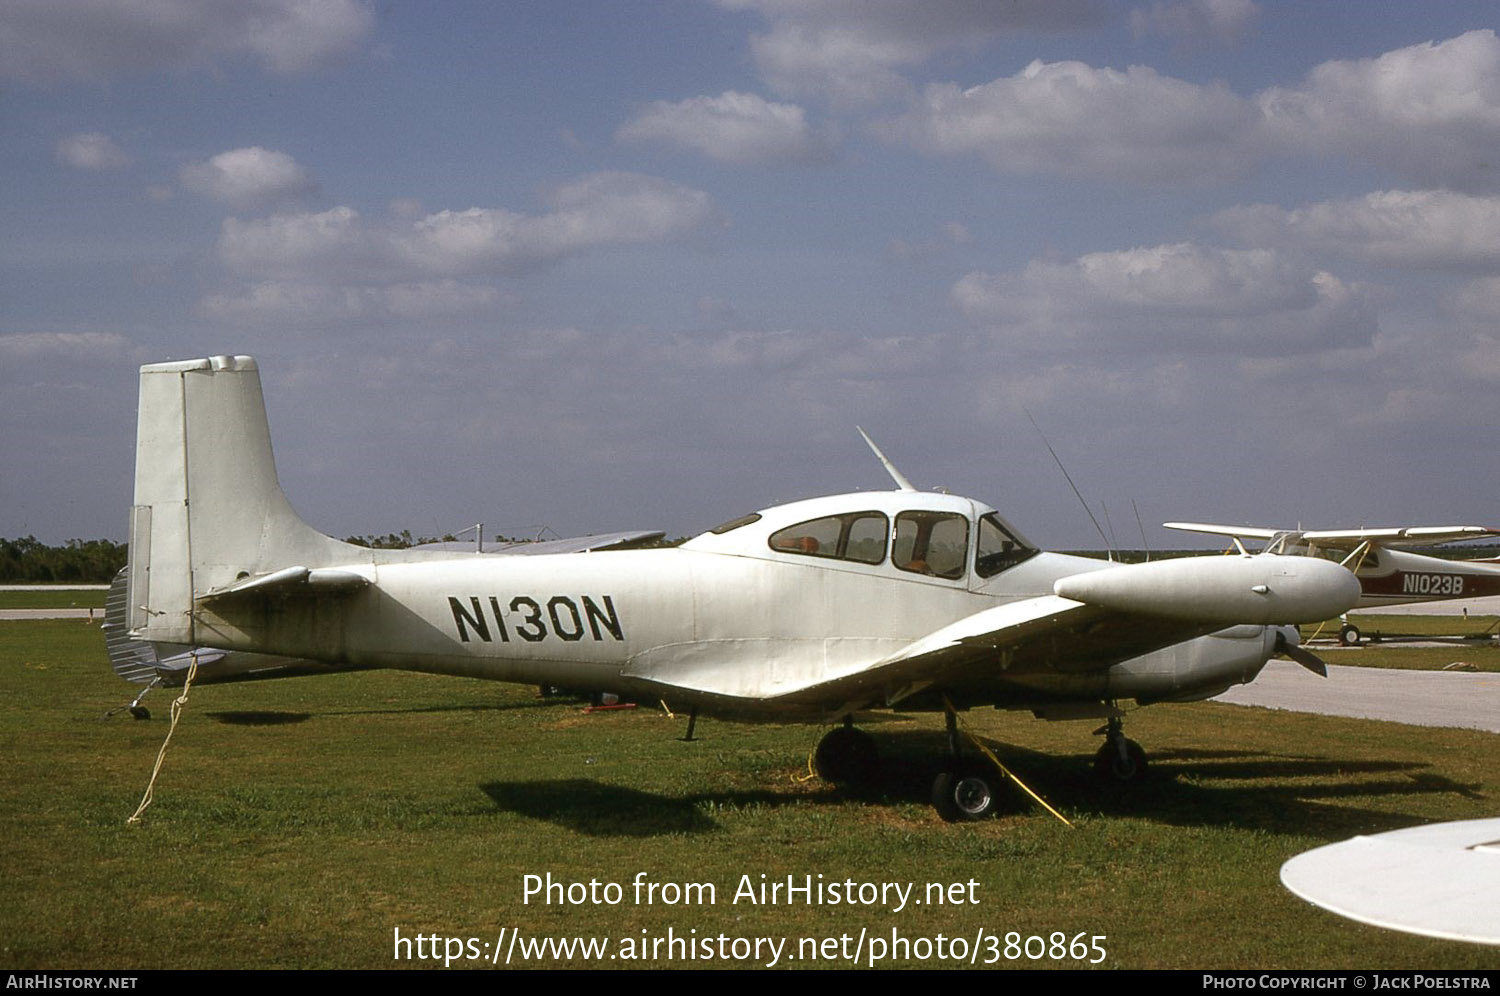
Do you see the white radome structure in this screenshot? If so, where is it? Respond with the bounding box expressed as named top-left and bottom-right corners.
top-left (1281, 819), bottom-right (1500, 946)
top-left (116, 355), bottom-right (1361, 820)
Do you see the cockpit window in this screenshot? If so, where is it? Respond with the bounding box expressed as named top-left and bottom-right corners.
top-left (974, 512), bottom-right (1037, 578)
top-left (893, 511), bottom-right (969, 579)
top-left (769, 512), bottom-right (888, 564)
top-left (710, 512), bottom-right (761, 535)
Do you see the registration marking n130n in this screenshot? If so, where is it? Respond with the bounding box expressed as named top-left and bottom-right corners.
top-left (448, 595), bottom-right (624, 644)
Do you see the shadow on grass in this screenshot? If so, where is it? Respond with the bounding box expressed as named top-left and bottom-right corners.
top-left (205, 710), bottom-right (312, 725)
top-left (477, 725), bottom-right (1485, 840)
top-left (677, 728), bottom-right (1486, 840)
top-left (481, 779), bottom-right (799, 836)
top-left (320, 697), bottom-right (586, 718)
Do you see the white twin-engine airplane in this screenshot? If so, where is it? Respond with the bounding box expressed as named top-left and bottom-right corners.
top-left (116, 355), bottom-right (1360, 821)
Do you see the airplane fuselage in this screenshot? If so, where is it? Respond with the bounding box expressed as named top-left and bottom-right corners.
top-left (1350, 547), bottom-right (1500, 607)
top-left (188, 537), bottom-right (1281, 718)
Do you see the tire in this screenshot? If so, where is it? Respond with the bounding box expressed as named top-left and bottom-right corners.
top-left (1339, 624), bottom-right (1361, 647)
top-left (814, 727), bottom-right (878, 784)
top-left (931, 761), bottom-right (1000, 822)
top-left (1092, 738), bottom-right (1146, 782)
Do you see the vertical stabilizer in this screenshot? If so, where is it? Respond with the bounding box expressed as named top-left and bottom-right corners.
top-left (127, 355), bottom-right (351, 643)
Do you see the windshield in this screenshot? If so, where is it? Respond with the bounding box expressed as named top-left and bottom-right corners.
top-left (974, 512), bottom-right (1037, 578)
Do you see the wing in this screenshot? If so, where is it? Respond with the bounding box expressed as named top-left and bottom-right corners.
top-left (411, 530), bottom-right (667, 555)
top-left (768, 594), bottom-right (1212, 709)
top-left (769, 553), bottom-right (1359, 710)
top-left (1164, 521), bottom-right (1282, 542)
top-left (1166, 521), bottom-right (1500, 548)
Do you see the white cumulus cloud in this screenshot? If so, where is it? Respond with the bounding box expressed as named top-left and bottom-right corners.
top-left (394, 173), bottom-right (721, 275)
top-left (180, 146), bottom-right (316, 208)
top-left (618, 91), bottom-right (836, 165)
top-left (200, 279), bottom-right (503, 324)
top-left (218, 206), bottom-right (374, 279)
top-left (1214, 189), bottom-right (1500, 272)
top-left (0, 0), bottom-right (373, 84)
top-left (952, 242), bottom-right (1373, 355)
top-left (0, 332), bottom-right (131, 362)
top-left (1257, 30), bottom-right (1500, 192)
top-left (877, 59), bottom-right (1256, 181)
top-left (718, 0), bottom-right (1103, 106)
top-left (55, 132), bottom-right (131, 170)
top-left (207, 173), bottom-right (722, 322)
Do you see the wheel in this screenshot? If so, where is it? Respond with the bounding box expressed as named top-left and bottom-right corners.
top-left (931, 760), bottom-right (1001, 822)
top-left (129, 706), bottom-right (150, 720)
top-left (1339, 623), bottom-right (1361, 646)
top-left (1092, 738), bottom-right (1146, 782)
top-left (814, 727), bottom-right (878, 784)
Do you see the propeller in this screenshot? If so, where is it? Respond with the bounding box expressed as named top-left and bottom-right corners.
top-left (1274, 627), bottom-right (1328, 678)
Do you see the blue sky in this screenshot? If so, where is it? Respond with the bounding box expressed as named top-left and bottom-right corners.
top-left (4, 1), bottom-right (1500, 549)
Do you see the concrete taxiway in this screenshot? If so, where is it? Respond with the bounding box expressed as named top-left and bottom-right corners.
top-left (1215, 660), bottom-right (1499, 733)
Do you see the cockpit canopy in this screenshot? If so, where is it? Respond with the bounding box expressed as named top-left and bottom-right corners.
top-left (686, 491), bottom-right (1037, 582)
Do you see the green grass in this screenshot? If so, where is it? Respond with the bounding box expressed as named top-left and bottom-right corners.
top-left (1319, 643), bottom-right (1500, 671)
top-left (0, 588), bottom-right (107, 609)
top-left (2, 620), bottom-right (1497, 970)
top-left (1338, 614), bottom-right (1500, 638)
top-left (1304, 614), bottom-right (1500, 671)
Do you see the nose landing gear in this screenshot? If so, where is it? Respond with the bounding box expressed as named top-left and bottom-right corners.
top-left (1092, 713), bottom-right (1146, 782)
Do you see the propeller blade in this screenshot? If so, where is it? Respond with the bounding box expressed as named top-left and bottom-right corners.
top-left (1275, 631), bottom-right (1328, 677)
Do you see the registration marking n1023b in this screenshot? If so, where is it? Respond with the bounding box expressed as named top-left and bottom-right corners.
top-left (1400, 573), bottom-right (1464, 597)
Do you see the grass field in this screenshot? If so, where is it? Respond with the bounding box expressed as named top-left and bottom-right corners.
top-left (0, 588), bottom-right (106, 609)
top-left (3, 619), bottom-right (1497, 970)
top-left (1307, 614), bottom-right (1500, 672)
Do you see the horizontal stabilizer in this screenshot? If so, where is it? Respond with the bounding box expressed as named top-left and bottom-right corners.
top-left (105, 568), bottom-right (362, 688)
top-left (199, 566), bottom-right (369, 603)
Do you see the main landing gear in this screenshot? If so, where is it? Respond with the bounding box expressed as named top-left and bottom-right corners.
top-left (930, 708), bottom-right (1004, 822)
top-left (815, 711), bottom-right (1005, 821)
top-left (813, 717), bottom-right (878, 784)
top-left (815, 705), bottom-right (1147, 821)
top-left (1092, 713), bottom-right (1146, 782)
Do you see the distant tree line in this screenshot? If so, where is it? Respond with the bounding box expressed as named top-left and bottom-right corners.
top-left (0, 537), bottom-right (127, 583)
top-left (342, 531), bottom-right (458, 549)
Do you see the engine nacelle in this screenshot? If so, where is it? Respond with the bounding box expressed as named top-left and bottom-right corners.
top-left (1054, 554), bottom-right (1360, 625)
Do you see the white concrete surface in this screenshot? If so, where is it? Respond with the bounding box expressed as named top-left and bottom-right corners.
top-left (1216, 660), bottom-right (1500, 733)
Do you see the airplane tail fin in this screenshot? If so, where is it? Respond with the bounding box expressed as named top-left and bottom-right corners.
top-left (126, 355), bottom-right (352, 644)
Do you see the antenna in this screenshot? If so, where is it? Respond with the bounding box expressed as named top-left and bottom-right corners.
top-left (1132, 499), bottom-right (1152, 563)
top-left (856, 426), bottom-right (917, 492)
top-left (452, 522), bottom-right (485, 552)
top-left (1100, 502), bottom-right (1119, 562)
top-left (1024, 410), bottom-right (1111, 554)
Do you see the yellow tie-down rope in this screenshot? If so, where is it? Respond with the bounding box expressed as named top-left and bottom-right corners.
top-left (126, 650), bottom-right (200, 825)
top-left (943, 695), bottom-right (1073, 828)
